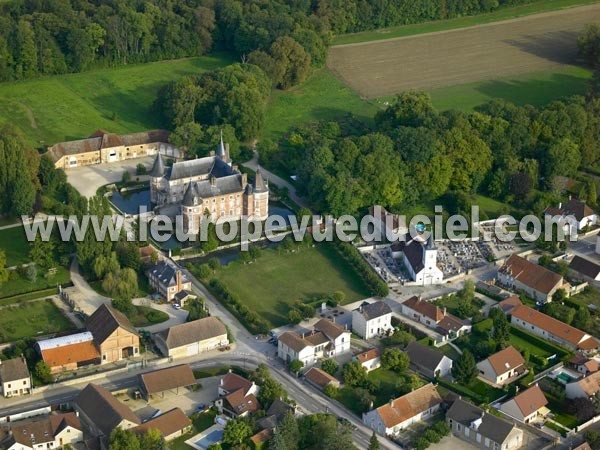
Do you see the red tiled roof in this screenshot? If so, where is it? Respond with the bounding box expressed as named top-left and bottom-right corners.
top-left (402, 296), bottom-right (443, 322)
top-left (375, 383), bottom-right (442, 428)
top-left (305, 367), bottom-right (337, 388)
top-left (355, 349), bottom-right (380, 363)
top-left (487, 346), bottom-right (525, 377)
top-left (499, 255), bottom-right (563, 295)
top-left (512, 385), bottom-right (548, 417)
top-left (41, 341), bottom-right (100, 369)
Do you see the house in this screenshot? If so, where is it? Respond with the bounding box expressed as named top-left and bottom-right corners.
top-left (132, 408), bottom-right (192, 441)
top-left (568, 355), bottom-right (599, 376)
top-left (75, 384), bottom-right (141, 444)
top-left (476, 346), bottom-right (526, 386)
top-left (277, 319), bottom-right (351, 367)
top-left (86, 304), bottom-right (140, 364)
top-left (363, 383), bottom-right (442, 437)
top-left (0, 357), bottom-right (31, 397)
top-left (352, 301), bottom-right (393, 339)
top-left (146, 262), bottom-right (192, 303)
top-left (569, 255), bottom-right (600, 283)
top-left (48, 129), bottom-right (178, 169)
top-left (304, 367), bottom-right (340, 390)
top-left (566, 371), bottom-right (600, 399)
top-left (447, 398), bottom-right (523, 450)
top-left (510, 305), bottom-right (598, 353)
top-left (353, 349), bottom-right (381, 372)
top-left (391, 234), bottom-right (443, 285)
top-left (500, 385), bottom-right (549, 424)
top-left (544, 198), bottom-right (597, 231)
top-left (498, 254), bottom-right (565, 303)
top-left (400, 296), bottom-right (471, 342)
top-left (257, 399), bottom-right (296, 430)
top-left (173, 290), bottom-right (196, 306)
top-left (215, 372), bottom-right (260, 418)
top-left (37, 331), bottom-right (100, 374)
top-left (154, 317), bottom-right (228, 359)
top-left (496, 296), bottom-right (523, 315)
top-left (139, 364), bottom-right (196, 400)
top-left (1, 412), bottom-right (83, 450)
top-left (149, 138), bottom-right (269, 233)
top-left (405, 341), bottom-right (453, 379)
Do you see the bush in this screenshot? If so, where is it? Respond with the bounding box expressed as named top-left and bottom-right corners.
top-left (136, 164), bottom-right (147, 175)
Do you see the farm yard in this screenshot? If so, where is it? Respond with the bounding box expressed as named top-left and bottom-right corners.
top-left (327, 3), bottom-right (600, 99)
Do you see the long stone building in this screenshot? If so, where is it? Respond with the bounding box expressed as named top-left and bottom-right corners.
top-left (149, 135), bottom-right (269, 233)
top-left (47, 129), bottom-right (181, 169)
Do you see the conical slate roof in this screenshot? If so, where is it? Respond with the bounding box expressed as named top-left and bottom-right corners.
top-left (149, 152), bottom-right (165, 177)
top-left (182, 183), bottom-right (196, 206)
top-left (217, 130), bottom-right (226, 159)
top-left (254, 166), bottom-right (268, 193)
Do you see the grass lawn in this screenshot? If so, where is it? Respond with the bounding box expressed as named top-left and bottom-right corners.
top-left (438, 377), bottom-right (504, 404)
top-left (472, 195), bottom-right (513, 217)
top-left (0, 299), bottom-right (75, 343)
top-left (170, 410), bottom-right (217, 450)
top-left (0, 266), bottom-right (70, 299)
top-left (332, 0), bottom-right (600, 45)
top-left (129, 305), bottom-right (169, 328)
top-left (0, 52), bottom-right (234, 148)
top-left (570, 286), bottom-right (600, 309)
top-left (207, 243), bottom-right (371, 328)
top-left (263, 68), bottom-right (379, 140)
top-left (0, 226), bottom-right (32, 267)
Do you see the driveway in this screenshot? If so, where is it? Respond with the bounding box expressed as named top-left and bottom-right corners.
top-left (132, 297), bottom-right (188, 333)
top-left (66, 156), bottom-right (154, 198)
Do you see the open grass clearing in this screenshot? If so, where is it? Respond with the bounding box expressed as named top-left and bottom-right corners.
top-left (0, 266), bottom-right (70, 299)
top-left (0, 225), bottom-right (32, 267)
top-left (206, 243), bottom-right (370, 329)
top-left (328, 4), bottom-right (600, 99)
top-left (0, 299), bottom-right (75, 343)
top-left (332, 0), bottom-right (600, 45)
top-left (0, 53), bottom-right (233, 148)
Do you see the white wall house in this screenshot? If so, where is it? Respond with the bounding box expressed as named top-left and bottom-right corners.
top-left (352, 301), bottom-right (393, 339)
top-left (476, 346), bottom-right (525, 386)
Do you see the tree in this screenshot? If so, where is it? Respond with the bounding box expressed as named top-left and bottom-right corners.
top-left (34, 361), bottom-right (53, 384)
top-left (321, 358), bottom-right (338, 376)
top-left (452, 350), bottom-right (478, 385)
top-left (109, 428), bottom-right (141, 450)
top-left (268, 37), bottom-right (311, 89)
top-left (122, 171), bottom-right (131, 183)
top-left (585, 429), bottom-right (600, 450)
top-left (26, 264), bottom-right (37, 282)
top-left (186, 297), bottom-right (208, 321)
top-left (287, 309), bottom-right (302, 324)
top-left (381, 348), bottom-right (409, 373)
top-left (566, 397), bottom-right (597, 422)
top-left (342, 360), bottom-right (367, 387)
top-left (574, 306), bottom-right (592, 330)
top-left (116, 242), bottom-right (142, 272)
top-left (223, 419), bottom-right (252, 446)
top-left (0, 250), bottom-right (8, 287)
top-left (492, 312), bottom-right (510, 348)
top-left (11, 165), bottom-right (36, 216)
top-left (323, 383), bottom-right (338, 398)
top-left (368, 432), bottom-right (380, 450)
top-left (139, 428), bottom-right (168, 450)
top-left (170, 122), bottom-right (204, 153)
top-left (277, 411), bottom-right (299, 450)
top-left (29, 235), bottom-right (55, 269)
top-left (257, 376), bottom-right (286, 409)
top-left (289, 359), bottom-right (304, 373)
top-left (103, 268), bottom-right (138, 302)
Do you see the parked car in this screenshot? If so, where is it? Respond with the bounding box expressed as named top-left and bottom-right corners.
top-left (172, 303), bottom-right (181, 309)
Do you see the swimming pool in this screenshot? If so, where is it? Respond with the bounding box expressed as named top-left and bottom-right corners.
top-left (192, 428), bottom-right (223, 449)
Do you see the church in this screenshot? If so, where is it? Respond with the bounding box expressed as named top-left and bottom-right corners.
top-left (149, 135), bottom-right (269, 235)
top-left (391, 234), bottom-right (443, 285)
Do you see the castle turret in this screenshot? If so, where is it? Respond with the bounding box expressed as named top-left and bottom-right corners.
top-left (217, 130), bottom-right (230, 164)
top-left (182, 183), bottom-right (201, 235)
top-left (149, 152), bottom-right (165, 177)
top-left (149, 152), bottom-right (166, 205)
top-left (254, 166), bottom-right (268, 193)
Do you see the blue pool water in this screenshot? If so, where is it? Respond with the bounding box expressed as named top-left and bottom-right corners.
top-left (194, 429), bottom-right (223, 449)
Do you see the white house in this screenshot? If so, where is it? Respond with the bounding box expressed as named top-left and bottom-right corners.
top-left (500, 385), bottom-right (549, 424)
top-left (0, 357), bottom-right (31, 398)
top-left (277, 319), bottom-right (351, 367)
top-left (363, 383), bottom-right (442, 437)
top-left (566, 371), bottom-right (600, 399)
top-left (352, 301), bottom-right (393, 339)
top-left (1, 412), bottom-right (83, 450)
top-left (216, 372), bottom-right (260, 418)
top-left (391, 234), bottom-right (443, 285)
top-left (545, 198), bottom-right (597, 232)
top-left (353, 349), bottom-right (381, 372)
top-left (476, 346), bottom-right (526, 386)
top-left (497, 254), bottom-right (564, 303)
top-left (405, 341), bottom-right (453, 379)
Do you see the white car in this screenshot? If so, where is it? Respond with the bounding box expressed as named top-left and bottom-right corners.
top-left (172, 303), bottom-right (181, 309)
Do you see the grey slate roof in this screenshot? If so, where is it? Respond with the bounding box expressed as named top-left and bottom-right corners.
top-left (0, 357), bottom-right (29, 382)
top-left (254, 167), bottom-right (268, 193)
top-left (149, 152), bottom-right (166, 177)
top-left (158, 317), bottom-right (227, 349)
top-left (569, 255), bottom-right (600, 279)
top-left (356, 301), bottom-right (392, 321)
top-left (148, 262), bottom-right (187, 287)
top-left (167, 156), bottom-right (236, 181)
top-left (182, 183), bottom-right (196, 206)
top-left (193, 174), bottom-right (243, 198)
top-left (406, 341), bottom-right (449, 373)
top-left (446, 398), bottom-right (516, 445)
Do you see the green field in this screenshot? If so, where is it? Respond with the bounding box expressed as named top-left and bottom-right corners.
top-left (0, 299), bottom-right (75, 342)
top-left (427, 66), bottom-right (592, 111)
top-left (209, 243), bottom-right (371, 328)
top-left (0, 266), bottom-right (70, 299)
top-left (332, 0), bottom-right (600, 45)
top-left (0, 226), bottom-right (31, 267)
top-left (263, 68), bottom-right (379, 139)
top-left (0, 53), bottom-right (233, 147)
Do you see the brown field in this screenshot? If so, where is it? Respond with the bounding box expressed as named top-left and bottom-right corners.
top-left (327, 4), bottom-right (600, 99)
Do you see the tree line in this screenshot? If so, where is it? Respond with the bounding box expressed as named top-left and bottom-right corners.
top-left (0, 0), bottom-right (551, 84)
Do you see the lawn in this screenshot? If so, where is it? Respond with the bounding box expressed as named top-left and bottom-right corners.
top-left (332, 0), bottom-right (600, 45)
top-left (129, 305), bottom-right (169, 328)
top-left (437, 377), bottom-right (505, 404)
top-left (0, 52), bottom-right (234, 147)
top-left (263, 68), bottom-right (380, 140)
top-left (207, 243), bottom-right (371, 329)
top-left (0, 266), bottom-right (70, 299)
top-left (427, 66), bottom-right (592, 112)
top-left (0, 299), bottom-right (75, 343)
top-left (170, 410), bottom-right (217, 450)
top-left (570, 286), bottom-right (600, 309)
top-left (0, 225), bottom-right (32, 267)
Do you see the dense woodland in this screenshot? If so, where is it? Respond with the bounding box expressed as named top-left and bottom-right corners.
top-left (0, 0), bottom-right (549, 83)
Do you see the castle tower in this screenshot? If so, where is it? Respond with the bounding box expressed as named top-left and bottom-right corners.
top-left (149, 152), bottom-right (165, 205)
top-left (181, 182), bottom-right (202, 235)
top-left (251, 166), bottom-right (269, 220)
top-left (216, 130), bottom-right (230, 165)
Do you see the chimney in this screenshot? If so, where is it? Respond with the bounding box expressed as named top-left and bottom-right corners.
top-left (210, 176), bottom-right (216, 187)
top-left (569, 195), bottom-right (572, 201)
top-left (442, 307), bottom-right (447, 316)
top-left (558, 202), bottom-right (562, 209)
top-left (232, 165), bottom-right (238, 171)
top-left (241, 173), bottom-right (248, 188)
